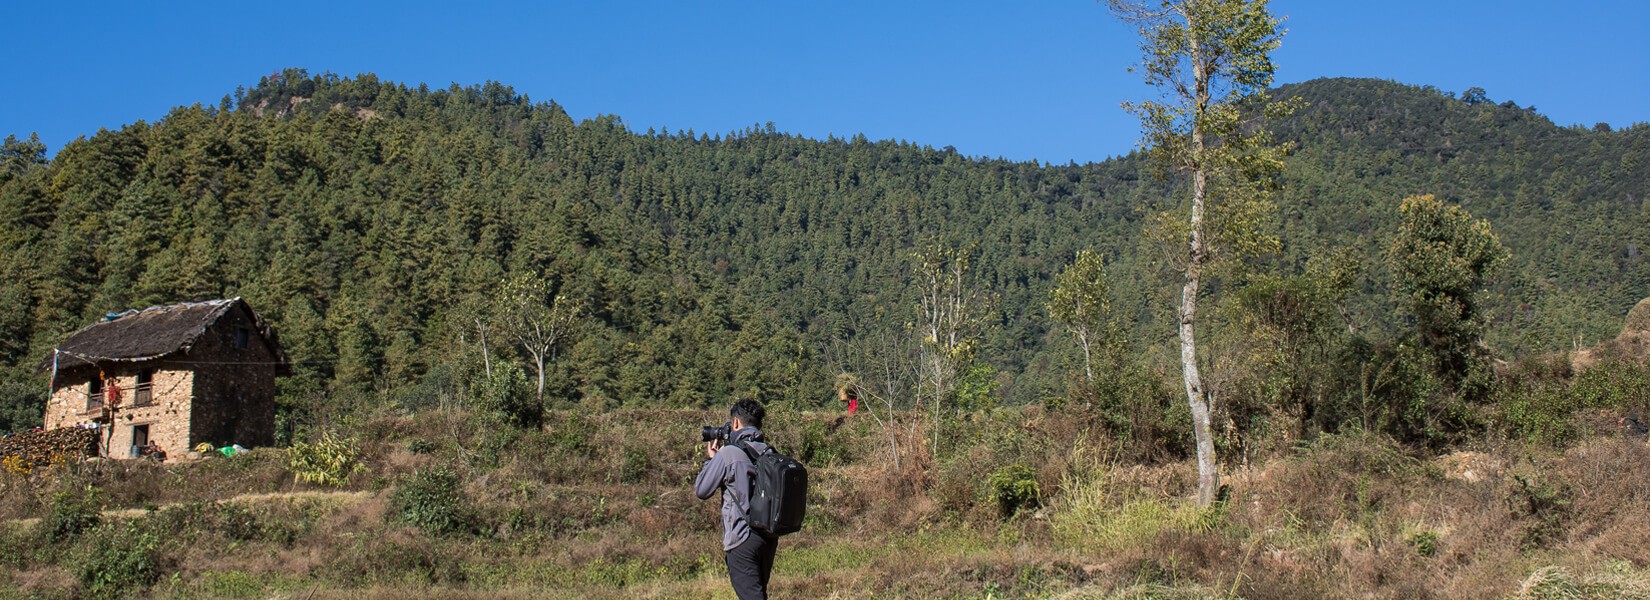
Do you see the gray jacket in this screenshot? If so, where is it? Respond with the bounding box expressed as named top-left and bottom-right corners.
top-left (693, 426), bottom-right (770, 551)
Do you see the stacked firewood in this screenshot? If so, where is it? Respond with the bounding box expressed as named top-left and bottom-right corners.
top-left (0, 427), bottom-right (98, 468)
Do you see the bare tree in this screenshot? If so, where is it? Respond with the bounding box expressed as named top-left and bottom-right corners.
top-left (913, 243), bottom-right (990, 453)
top-left (827, 326), bottom-right (921, 470)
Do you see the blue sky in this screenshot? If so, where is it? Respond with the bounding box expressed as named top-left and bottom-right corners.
top-left (3, 1), bottom-right (1646, 165)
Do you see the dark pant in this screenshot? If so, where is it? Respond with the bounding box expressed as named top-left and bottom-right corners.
top-left (725, 533), bottom-right (778, 600)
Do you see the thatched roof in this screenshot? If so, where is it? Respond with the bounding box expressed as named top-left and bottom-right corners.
top-left (41, 298), bottom-right (287, 373)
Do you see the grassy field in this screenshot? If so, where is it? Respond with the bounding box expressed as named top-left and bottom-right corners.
top-left (2, 407), bottom-right (1649, 599)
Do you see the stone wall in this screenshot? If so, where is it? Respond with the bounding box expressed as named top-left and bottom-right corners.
top-left (40, 300), bottom-right (284, 459)
top-left (44, 367), bottom-right (195, 459)
top-left (185, 304), bottom-right (279, 448)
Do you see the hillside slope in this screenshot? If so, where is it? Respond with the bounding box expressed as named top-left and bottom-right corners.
top-left (3, 408), bottom-right (1648, 598)
top-left (0, 71), bottom-right (1643, 415)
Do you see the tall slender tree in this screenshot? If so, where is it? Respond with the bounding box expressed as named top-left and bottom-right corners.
top-left (1106, 0), bottom-right (1295, 506)
top-left (913, 243), bottom-right (988, 452)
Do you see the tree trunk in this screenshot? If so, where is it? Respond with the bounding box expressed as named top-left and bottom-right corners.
top-left (1181, 168), bottom-right (1219, 506)
top-left (1078, 326), bottom-right (1095, 384)
top-left (528, 347), bottom-right (546, 402)
top-left (1183, 21), bottom-right (1219, 508)
top-left (475, 317), bottom-right (492, 379)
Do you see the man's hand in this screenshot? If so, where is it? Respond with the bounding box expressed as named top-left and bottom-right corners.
top-left (705, 439), bottom-right (720, 459)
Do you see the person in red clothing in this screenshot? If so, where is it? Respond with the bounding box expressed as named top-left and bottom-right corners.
top-left (104, 376), bottom-right (121, 408)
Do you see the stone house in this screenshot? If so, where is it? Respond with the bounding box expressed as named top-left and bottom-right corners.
top-left (40, 298), bottom-right (288, 459)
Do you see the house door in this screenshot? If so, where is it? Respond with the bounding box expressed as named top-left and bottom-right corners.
top-left (130, 424), bottom-right (149, 458)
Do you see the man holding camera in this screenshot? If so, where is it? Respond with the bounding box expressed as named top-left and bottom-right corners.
top-left (694, 399), bottom-right (777, 600)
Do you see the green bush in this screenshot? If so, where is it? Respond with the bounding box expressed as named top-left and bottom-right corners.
top-left (546, 413), bottom-right (591, 453)
top-left (286, 432), bottom-right (362, 487)
top-left (74, 521), bottom-right (164, 598)
top-left (618, 446), bottom-right (650, 483)
top-left (1501, 375), bottom-right (1578, 446)
top-left (408, 438), bottom-right (438, 455)
top-left (955, 363), bottom-right (1000, 413)
top-left (987, 464), bottom-right (1041, 518)
top-left (1508, 472), bottom-right (1571, 551)
top-left (1498, 358), bottom-right (1650, 446)
top-left (1407, 530), bottom-right (1440, 557)
top-left (39, 483), bottom-right (103, 543)
top-left (790, 417), bottom-right (851, 466)
top-left (1354, 340), bottom-right (1471, 448)
top-left (389, 466), bottom-right (474, 536)
top-left (1571, 360), bottom-right (1650, 412)
top-left (477, 360), bottom-right (541, 428)
top-left (211, 502), bottom-right (272, 543)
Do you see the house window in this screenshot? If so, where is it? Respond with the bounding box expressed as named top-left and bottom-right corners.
top-left (134, 369), bottom-right (154, 407)
top-left (86, 377), bottom-right (103, 411)
top-left (235, 327), bottom-right (251, 350)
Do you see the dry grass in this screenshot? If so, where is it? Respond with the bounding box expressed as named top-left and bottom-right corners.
top-left (4, 408), bottom-right (1650, 598)
top-left (1622, 297), bottom-right (1650, 336)
top-left (1511, 565), bottom-right (1650, 600)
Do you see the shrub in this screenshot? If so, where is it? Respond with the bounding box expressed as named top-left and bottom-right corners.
top-left (39, 483), bottom-right (103, 543)
top-left (790, 417), bottom-right (851, 466)
top-left (955, 363), bottom-right (1000, 413)
top-left (546, 413), bottom-right (590, 453)
top-left (987, 464), bottom-right (1041, 518)
top-left (408, 438), bottom-right (437, 455)
top-left (1497, 358), bottom-right (1650, 446)
top-left (1407, 530), bottom-right (1440, 557)
top-left (1571, 360), bottom-right (1650, 413)
top-left (476, 360), bottom-right (540, 428)
top-left (618, 446), bottom-right (650, 484)
top-left (1358, 341), bottom-right (1463, 447)
top-left (1507, 472), bottom-right (1571, 551)
top-left (211, 502), bottom-right (267, 542)
top-left (74, 521), bottom-right (165, 598)
top-left (1500, 370), bottom-right (1580, 446)
top-left (389, 466), bottom-right (474, 536)
top-left (286, 432), bottom-right (362, 487)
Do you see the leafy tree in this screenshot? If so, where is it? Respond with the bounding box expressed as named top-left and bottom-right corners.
top-left (1048, 249), bottom-right (1120, 386)
top-left (1218, 252), bottom-right (1358, 447)
top-left (913, 243), bottom-right (991, 453)
top-left (1107, 0), bottom-right (1295, 506)
top-left (0, 133), bottom-right (47, 181)
top-left (0, 377), bottom-right (43, 435)
top-left (1387, 193), bottom-right (1507, 393)
top-left (498, 272), bottom-right (581, 409)
top-left (1460, 87), bottom-right (1489, 106)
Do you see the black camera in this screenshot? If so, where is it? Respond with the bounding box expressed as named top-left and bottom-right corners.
top-left (701, 422), bottom-right (732, 443)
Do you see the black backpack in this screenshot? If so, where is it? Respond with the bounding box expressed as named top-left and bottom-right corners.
top-left (734, 441), bottom-right (808, 537)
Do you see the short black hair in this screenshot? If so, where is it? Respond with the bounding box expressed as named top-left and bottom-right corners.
top-left (730, 399), bottom-right (765, 429)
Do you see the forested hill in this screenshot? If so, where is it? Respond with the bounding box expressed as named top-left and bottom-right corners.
top-left (0, 71), bottom-right (1644, 413)
top-left (1270, 78), bottom-right (1649, 349)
